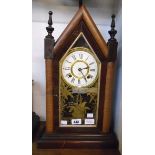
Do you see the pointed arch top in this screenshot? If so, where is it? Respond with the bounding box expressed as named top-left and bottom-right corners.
top-left (54, 5), bottom-right (108, 58)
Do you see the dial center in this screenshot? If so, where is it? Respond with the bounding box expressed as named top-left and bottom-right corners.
top-left (78, 68), bottom-right (82, 71)
top-left (71, 60), bottom-right (89, 79)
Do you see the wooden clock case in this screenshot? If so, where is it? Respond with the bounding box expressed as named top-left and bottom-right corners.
top-left (38, 5), bottom-right (118, 149)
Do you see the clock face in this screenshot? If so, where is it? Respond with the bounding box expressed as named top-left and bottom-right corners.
top-left (61, 49), bottom-right (98, 87)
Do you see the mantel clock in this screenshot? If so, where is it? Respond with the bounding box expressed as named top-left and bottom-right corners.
top-left (38, 2), bottom-right (118, 149)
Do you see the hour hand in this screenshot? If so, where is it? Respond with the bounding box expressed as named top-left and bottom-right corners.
top-left (81, 66), bottom-right (89, 70)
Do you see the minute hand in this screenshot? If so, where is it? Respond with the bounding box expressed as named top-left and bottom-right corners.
top-left (78, 69), bottom-right (87, 82)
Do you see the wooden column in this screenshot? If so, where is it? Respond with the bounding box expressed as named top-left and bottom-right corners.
top-left (102, 15), bottom-right (118, 133)
top-left (44, 11), bottom-right (55, 133)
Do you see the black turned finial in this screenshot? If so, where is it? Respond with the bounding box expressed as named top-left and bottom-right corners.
top-left (111, 15), bottom-right (115, 28)
top-left (46, 11), bottom-right (54, 38)
top-left (108, 14), bottom-right (117, 40)
top-left (48, 11), bottom-right (53, 25)
top-left (107, 14), bottom-right (118, 61)
top-left (79, 0), bottom-right (83, 7)
top-left (44, 11), bottom-right (55, 59)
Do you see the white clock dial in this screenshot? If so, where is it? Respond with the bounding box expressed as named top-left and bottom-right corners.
top-left (61, 49), bottom-right (98, 87)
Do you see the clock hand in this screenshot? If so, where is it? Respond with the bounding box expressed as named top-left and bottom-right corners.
top-left (81, 71), bottom-right (87, 82)
top-left (78, 68), bottom-right (87, 82)
top-left (81, 66), bottom-right (89, 70)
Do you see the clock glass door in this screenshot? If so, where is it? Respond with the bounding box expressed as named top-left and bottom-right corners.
top-left (59, 33), bottom-right (101, 127)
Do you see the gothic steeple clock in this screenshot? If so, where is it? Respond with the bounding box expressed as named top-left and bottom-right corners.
top-left (38, 1), bottom-right (118, 149)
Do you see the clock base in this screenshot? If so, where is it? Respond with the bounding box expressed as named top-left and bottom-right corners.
top-left (37, 127), bottom-right (118, 149)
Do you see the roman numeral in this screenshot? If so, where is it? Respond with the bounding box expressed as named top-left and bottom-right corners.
top-left (72, 55), bottom-right (76, 60)
top-left (89, 62), bottom-right (95, 65)
top-left (78, 79), bottom-right (80, 84)
top-left (65, 60), bottom-right (71, 63)
top-left (63, 67), bottom-right (71, 70)
top-left (79, 53), bottom-right (83, 59)
top-left (90, 69), bottom-right (95, 72)
top-left (85, 56), bottom-right (89, 61)
top-left (71, 77), bottom-right (75, 83)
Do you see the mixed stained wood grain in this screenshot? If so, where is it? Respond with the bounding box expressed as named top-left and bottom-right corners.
top-left (45, 59), bottom-right (54, 133)
top-left (102, 62), bottom-right (116, 133)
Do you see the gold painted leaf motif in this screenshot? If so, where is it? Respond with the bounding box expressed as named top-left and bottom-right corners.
top-left (61, 81), bottom-right (73, 100)
top-left (87, 92), bottom-right (97, 103)
top-left (69, 95), bottom-right (90, 118)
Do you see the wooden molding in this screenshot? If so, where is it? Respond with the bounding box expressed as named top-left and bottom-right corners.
top-left (82, 5), bottom-right (108, 57)
top-left (38, 126), bottom-right (118, 149)
top-left (54, 5), bottom-right (108, 58)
